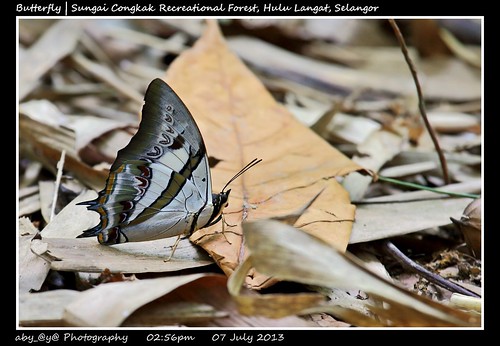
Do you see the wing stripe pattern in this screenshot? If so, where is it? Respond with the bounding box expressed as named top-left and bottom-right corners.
top-left (78, 79), bottom-right (213, 244)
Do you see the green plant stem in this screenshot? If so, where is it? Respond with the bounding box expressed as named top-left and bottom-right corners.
top-left (378, 176), bottom-right (480, 199)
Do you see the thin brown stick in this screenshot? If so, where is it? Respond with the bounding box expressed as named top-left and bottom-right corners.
top-left (381, 240), bottom-right (480, 298)
top-left (388, 19), bottom-right (450, 184)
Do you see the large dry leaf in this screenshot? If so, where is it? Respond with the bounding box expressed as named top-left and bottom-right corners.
top-left (33, 236), bottom-right (212, 274)
top-left (128, 275), bottom-right (312, 327)
top-left (349, 197), bottom-right (475, 244)
top-left (241, 220), bottom-right (480, 327)
top-left (20, 290), bottom-right (80, 327)
top-left (165, 20), bottom-right (363, 289)
top-left (62, 274), bottom-right (218, 326)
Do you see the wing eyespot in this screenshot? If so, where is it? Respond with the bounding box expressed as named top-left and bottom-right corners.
top-left (146, 145), bottom-right (162, 157)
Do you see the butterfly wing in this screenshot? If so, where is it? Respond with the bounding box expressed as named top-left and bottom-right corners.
top-left (78, 78), bottom-right (214, 244)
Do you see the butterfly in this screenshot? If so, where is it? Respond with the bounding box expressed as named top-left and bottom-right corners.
top-left (77, 78), bottom-right (260, 256)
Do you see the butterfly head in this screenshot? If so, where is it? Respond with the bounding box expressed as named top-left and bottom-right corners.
top-left (202, 159), bottom-right (261, 229)
top-left (213, 189), bottom-right (231, 214)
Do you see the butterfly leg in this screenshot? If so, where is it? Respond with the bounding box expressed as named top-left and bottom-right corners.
top-left (165, 235), bottom-right (182, 262)
top-left (223, 216), bottom-right (237, 228)
top-left (193, 215), bottom-right (242, 245)
top-left (219, 214), bottom-right (244, 244)
top-left (220, 214), bottom-right (232, 245)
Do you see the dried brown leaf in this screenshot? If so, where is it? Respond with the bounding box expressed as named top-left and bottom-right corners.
top-left (241, 219), bottom-right (480, 327)
top-left (350, 198), bottom-right (474, 244)
top-left (342, 130), bottom-right (404, 201)
top-left (123, 301), bottom-right (226, 326)
top-left (19, 290), bottom-right (80, 327)
top-left (164, 20), bottom-right (362, 289)
top-left (165, 275), bottom-right (312, 327)
top-left (63, 274), bottom-right (216, 326)
top-left (228, 258), bottom-right (325, 319)
top-left (33, 236), bottom-right (212, 274)
top-left (451, 198), bottom-right (481, 258)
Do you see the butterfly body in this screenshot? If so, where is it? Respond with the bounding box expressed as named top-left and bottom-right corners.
top-left (78, 78), bottom-right (229, 245)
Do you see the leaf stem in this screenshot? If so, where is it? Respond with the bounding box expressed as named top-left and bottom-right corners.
top-left (388, 19), bottom-right (450, 184)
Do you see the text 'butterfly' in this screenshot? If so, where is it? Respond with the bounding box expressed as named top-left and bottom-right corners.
top-left (77, 78), bottom-right (261, 252)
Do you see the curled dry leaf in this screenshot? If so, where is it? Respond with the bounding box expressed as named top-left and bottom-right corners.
top-left (227, 258), bottom-right (325, 319)
top-left (20, 290), bottom-right (80, 327)
top-left (350, 197), bottom-right (474, 244)
top-left (342, 129), bottom-right (404, 201)
top-left (19, 101), bottom-right (109, 191)
top-left (33, 236), bottom-right (212, 274)
top-left (62, 273), bottom-right (221, 327)
top-left (18, 218), bottom-right (50, 294)
top-left (123, 301), bottom-right (227, 327)
top-left (239, 219), bottom-right (480, 327)
top-left (164, 20), bottom-right (363, 289)
top-left (141, 274), bottom-right (312, 327)
top-left (450, 198), bottom-right (481, 258)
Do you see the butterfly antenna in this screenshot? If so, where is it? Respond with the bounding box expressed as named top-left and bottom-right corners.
top-left (221, 158), bottom-right (262, 192)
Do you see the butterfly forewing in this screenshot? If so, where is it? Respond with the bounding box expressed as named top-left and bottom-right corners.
top-left (78, 78), bottom-right (214, 244)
